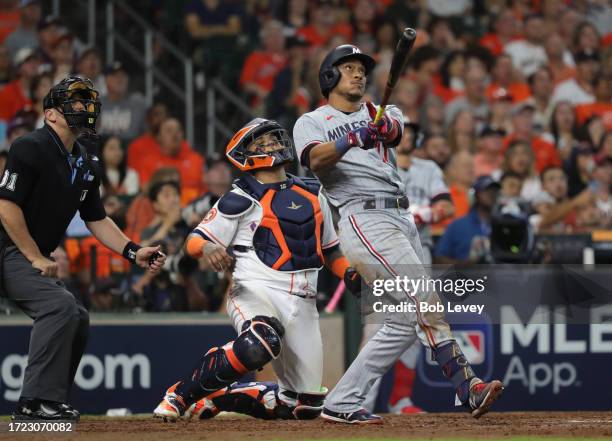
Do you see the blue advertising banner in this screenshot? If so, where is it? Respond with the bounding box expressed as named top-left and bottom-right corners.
top-left (0, 318), bottom-right (249, 415)
top-left (375, 308), bottom-right (612, 412)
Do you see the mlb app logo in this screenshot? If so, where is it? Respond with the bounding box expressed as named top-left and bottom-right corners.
top-left (418, 313), bottom-right (492, 387)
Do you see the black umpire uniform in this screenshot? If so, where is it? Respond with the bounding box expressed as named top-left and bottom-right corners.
top-left (0, 77), bottom-right (105, 420)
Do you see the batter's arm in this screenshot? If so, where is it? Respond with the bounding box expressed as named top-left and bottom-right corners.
top-left (307, 142), bottom-right (345, 172)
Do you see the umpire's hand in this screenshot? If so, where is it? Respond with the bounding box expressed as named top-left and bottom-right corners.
top-left (32, 257), bottom-right (59, 278)
top-left (135, 245), bottom-right (167, 274)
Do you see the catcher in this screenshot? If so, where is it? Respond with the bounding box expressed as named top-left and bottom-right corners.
top-left (153, 118), bottom-right (360, 421)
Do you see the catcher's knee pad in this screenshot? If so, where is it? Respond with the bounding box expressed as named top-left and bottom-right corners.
top-left (432, 340), bottom-right (475, 403)
top-left (275, 388), bottom-right (328, 420)
top-left (197, 316), bottom-right (284, 392)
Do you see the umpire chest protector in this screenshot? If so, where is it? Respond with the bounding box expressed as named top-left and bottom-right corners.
top-left (232, 173), bottom-right (324, 271)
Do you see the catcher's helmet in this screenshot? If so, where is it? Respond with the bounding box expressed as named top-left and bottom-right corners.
top-left (43, 75), bottom-right (101, 133)
top-left (319, 44), bottom-right (375, 98)
top-left (225, 118), bottom-right (294, 172)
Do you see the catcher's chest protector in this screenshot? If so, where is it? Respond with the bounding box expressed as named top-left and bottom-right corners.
top-left (235, 174), bottom-right (324, 271)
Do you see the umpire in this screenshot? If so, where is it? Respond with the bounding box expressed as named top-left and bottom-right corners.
top-left (0, 75), bottom-right (166, 421)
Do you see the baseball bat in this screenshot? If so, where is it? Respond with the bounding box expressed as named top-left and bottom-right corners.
top-left (374, 28), bottom-right (417, 124)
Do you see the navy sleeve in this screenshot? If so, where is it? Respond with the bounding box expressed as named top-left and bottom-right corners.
top-left (79, 172), bottom-right (106, 222)
top-left (0, 138), bottom-right (39, 207)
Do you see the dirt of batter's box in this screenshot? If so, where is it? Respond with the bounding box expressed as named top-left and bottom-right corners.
top-left (2, 412), bottom-right (612, 441)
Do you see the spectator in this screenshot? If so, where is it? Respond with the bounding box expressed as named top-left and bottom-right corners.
top-left (499, 171), bottom-right (523, 201)
top-left (351, 0), bottom-right (379, 43)
top-left (297, 0), bottom-right (352, 48)
top-left (239, 19), bottom-right (287, 111)
top-left (444, 65), bottom-right (489, 131)
top-left (35, 15), bottom-right (62, 67)
top-left (394, 78), bottom-right (420, 125)
top-left (406, 45), bottom-right (441, 105)
top-left (184, 0), bottom-right (242, 77)
top-left (266, 35), bottom-right (310, 128)
top-left (99, 135), bottom-right (140, 197)
top-left (439, 150), bottom-right (475, 224)
top-left (504, 14), bottom-right (547, 77)
top-left (49, 31), bottom-right (75, 83)
top-left (573, 21), bottom-right (601, 54)
top-left (415, 132), bottom-right (451, 169)
top-left (435, 175), bottom-right (500, 264)
top-left (585, 0), bottom-right (612, 41)
top-left (433, 50), bottom-right (465, 103)
top-left (479, 9), bottom-right (519, 56)
top-left (182, 158), bottom-right (232, 228)
top-left (74, 47), bottom-right (106, 97)
top-left (504, 102), bottom-right (561, 173)
top-left (486, 53), bottom-right (530, 103)
top-left (544, 101), bottom-right (580, 161)
top-left (558, 7), bottom-right (582, 52)
top-left (575, 73), bottom-right (612, 131)
top-left (29, 70), bottom-right (53, 128)
top-left (544, 33), bottom-right (576, 85)
top-left (127, 103), bottom-right (174, 166)
top-left (552, 49), bottom-right (599, 106)
top-left (592, 153), bottom-right (612, 227)
top-left (4, 0), bottom-right (40, 60)
top-left (415, 94), bottom-right (442, 135)
top-left (133, 179), bottom-right (191, 312)
top-left (0, 0), bottom-right (20, 44)
top-left (426, 16), bottom-right (457, 54)
top-left (565, 144), bottom-right (595, 197)
top-left (532, 165), bottom-right (594, 232)
top-left (527, 67), bottom-right (554, 133)
top-left (0, 47), bottom-right (39, 121)
top-left (447, 109), bottom-right (476, 153)
top-left (599, 131), bottom-right (612, 158)
top-left (488, 88), bottom-right (514, 134)
top-left (373, 18), bottom-right (399, 62)
top-left (474, 126), bottom-right (505, 176)
top-left (97, 61), bottom-right (147, 142)
top-left (135, 117), bottom-right (205, 205)
top-left (496, 140), bottom-right (541, 202)
top-left (0, 44), bottom-right (11, 86)
top-left (125, 166), bottom-right (180, 243)
top-left (4, 109), bottom-right (35, 148)
top-left (279, 0), bottom-right (308, 30)
top-left (51, 245), bottom-right (83, 305)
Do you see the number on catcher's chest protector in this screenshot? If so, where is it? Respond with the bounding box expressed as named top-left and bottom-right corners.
top-left (0, 170), bottom-right (18, 191)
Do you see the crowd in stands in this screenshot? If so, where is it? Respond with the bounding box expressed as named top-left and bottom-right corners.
top-left (0, 0), bottom-right (610, 312)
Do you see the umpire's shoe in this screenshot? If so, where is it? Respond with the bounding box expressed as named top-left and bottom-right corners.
top-left (153, 382), bottom-right (187, 422)
top-left (12, 398), bottom-right (80, 421)
top-left (321, 408), bottom-right (383, 424)
top-left (467, 379), bottom-right (504, 418)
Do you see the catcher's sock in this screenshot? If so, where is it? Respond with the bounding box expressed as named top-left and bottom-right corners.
top-left (432, 340), bottom-right (476, 404)
top-left (388, 360), bottom-right (416, 406)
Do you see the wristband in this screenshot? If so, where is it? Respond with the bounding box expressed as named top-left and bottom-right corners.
top-left (122, 241), bottom-right (142, 263)
top-left (335, 132), bottom-right (360, 155)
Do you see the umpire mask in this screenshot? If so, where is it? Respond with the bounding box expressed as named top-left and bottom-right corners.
top-left (44, 75), bottom-right (101, 133)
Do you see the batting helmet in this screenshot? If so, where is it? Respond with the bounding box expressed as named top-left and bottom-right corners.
top-left (319, 44), bottom-right (376, 98)
top-left (43, 75), bottom-right (101, 133)
top-left (225, 118), bottom-right (294, 172)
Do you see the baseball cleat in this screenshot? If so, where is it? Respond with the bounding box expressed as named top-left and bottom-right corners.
top-left (12, 399), bottom-right (79, 421)
top-left (468, 379), bottom-right (504, 418)
top-left (153, 382), bottom-right (187, 422)
top-left (321, 407), bottom-right (383, 424)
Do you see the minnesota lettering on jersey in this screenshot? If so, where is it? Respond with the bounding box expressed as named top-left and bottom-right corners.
top-left (326, 119), bottom-right (369, 141)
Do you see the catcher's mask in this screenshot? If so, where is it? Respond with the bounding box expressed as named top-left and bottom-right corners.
top-left (43, 75), bottom-right (101, 133)
top-left (225, 118), bottom-right (294, 172)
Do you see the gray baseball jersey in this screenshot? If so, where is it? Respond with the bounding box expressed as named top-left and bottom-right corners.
top-left (397, 157), bottom-right (449, 248)
top-left (293, 103), bottom-right (404, 210)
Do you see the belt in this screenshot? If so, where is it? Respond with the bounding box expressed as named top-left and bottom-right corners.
top-left (363, 196), bottom-right (409, 210)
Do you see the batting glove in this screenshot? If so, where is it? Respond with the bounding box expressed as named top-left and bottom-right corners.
top-left (335, 126), bottom-right (379, 153)
top-left (365, 101), bottom-right (395, 143)
top-left (344, 267), bottom-right (362, 297)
